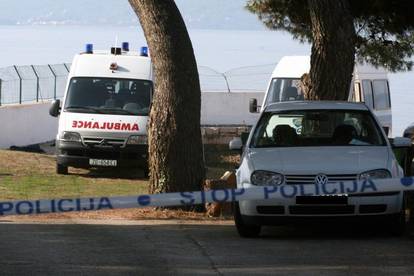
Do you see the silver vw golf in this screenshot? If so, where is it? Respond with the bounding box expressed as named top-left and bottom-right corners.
top-left (230, 101), bottom-right (411, 237)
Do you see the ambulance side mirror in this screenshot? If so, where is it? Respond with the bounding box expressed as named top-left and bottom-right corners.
top-left (249, 98), bottom-right (259, 113)
top-left (49, 99), bottom-right (61, 117)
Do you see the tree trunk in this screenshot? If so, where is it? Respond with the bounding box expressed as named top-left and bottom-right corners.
top-left (306, 0), bottom-right (356, 100)
top-left (128, 0), bottom-right (205, 193)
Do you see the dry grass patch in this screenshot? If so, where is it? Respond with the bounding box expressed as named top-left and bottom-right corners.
top-left (0, 150), bottom-right (148, 201)
top-left (0, 144), bottom-right (239, 199)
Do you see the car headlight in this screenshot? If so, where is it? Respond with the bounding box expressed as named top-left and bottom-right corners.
top-left (127, 135), bottom-right (148, 145)
top-left (60, 131), bottom-right (81, 142)
top-left (251, 170), bottom-right (284, 186)
top-left (358, 169), bottom-right (391, 180)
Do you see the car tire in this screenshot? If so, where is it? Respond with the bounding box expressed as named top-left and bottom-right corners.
top-left (388, 195), bottom-right (408, 236)
top-left (233, 202), bottom-right (261, 238)
top-left (56, 163), bottom-right (68, 175)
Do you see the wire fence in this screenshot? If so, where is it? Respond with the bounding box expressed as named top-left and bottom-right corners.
top-left (0, 63), bottom-right (71, 105)
top-left (0, 63), bottom-right (275, 106)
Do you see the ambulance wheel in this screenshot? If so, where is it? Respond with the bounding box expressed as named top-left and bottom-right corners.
top-left (56, 163), bottom-right (68, 175)
top-left (234, 202), bottom-right (261, 238)
top-left (143, 166), bottom-right (149, 178)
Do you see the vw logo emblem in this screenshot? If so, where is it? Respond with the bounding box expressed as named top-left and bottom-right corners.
top-left (315, 174), bottom-right (329, 185)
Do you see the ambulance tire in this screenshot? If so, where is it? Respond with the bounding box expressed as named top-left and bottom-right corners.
top-left (56, 163), bottom-right (68, 175)
top-left (143, 166), bottom-right (149, 178)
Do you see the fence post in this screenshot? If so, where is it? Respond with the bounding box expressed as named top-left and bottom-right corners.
top-left (48, 64), bottom-right (57, 99)
top-left (63, 63), bottom-right (70, 73)
top-left (31, 65), bottom-right (40, 102)
top-left (222, 73), bottom-right (231, 93)
top-left (13, 65), bottom-right (22, 104)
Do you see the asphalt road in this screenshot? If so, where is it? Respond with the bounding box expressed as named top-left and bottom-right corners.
top-left (1, 219), bottom-right (414, 275)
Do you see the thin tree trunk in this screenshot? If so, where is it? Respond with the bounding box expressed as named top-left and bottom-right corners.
top-left (129, 0), bottom-right (205, 193)
top-left (306, 0), bottom-right (356, 100)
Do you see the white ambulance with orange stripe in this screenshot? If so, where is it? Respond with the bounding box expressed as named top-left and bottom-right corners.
top-left (49, 43), bottom-right (152, 175)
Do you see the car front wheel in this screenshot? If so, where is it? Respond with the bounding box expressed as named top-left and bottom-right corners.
top-left (233, 202), bottom-right (261, 238)
top-left (388, 195), bottom-right (408, 236)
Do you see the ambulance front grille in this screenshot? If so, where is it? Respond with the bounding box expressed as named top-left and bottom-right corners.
top-left (82, 137), bottom-right (126, 147)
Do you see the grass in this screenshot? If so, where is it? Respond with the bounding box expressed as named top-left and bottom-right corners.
top-left (0, 145), bottom-right (239, 201)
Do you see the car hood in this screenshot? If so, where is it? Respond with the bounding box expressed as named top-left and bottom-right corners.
top-left (246, 146), bottom-right (389, 175)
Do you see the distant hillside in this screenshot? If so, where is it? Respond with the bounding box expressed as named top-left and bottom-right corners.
top-left (0, 0), bottom-right (264, 30)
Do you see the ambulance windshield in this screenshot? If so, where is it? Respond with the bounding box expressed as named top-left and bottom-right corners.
top-left (265, 78), bottom-right (305, 105)
top-left (64, 77), bottom-right (152, 116)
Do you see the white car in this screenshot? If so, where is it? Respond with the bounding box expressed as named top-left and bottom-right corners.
top-left (230, 101), bottom-right (411, 237)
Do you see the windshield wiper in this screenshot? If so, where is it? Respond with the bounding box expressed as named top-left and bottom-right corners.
top-left (65, 106), bottom-right (103, 114)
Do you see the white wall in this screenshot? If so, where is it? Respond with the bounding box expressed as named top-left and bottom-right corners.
top-left (201, 92), bottom-right (264, 126)
top-left (0, 92), bottom-right (264, 148)
top-left (0, 102), bottom-right (58, 148)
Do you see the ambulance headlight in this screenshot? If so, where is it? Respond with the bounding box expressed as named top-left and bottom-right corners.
top-left (60, 131), bottom-right (81, 142)
top-left (127, 135), bottom-right (147, 145)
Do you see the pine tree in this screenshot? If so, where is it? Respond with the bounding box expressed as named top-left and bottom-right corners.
top-left (247, 0), bottom-right (414, 100)
top-left (129, 0), bottom-right (205, 193)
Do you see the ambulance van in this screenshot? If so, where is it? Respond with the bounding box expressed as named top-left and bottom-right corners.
top-left (49, 43), bottom-right (152, 175)
top-left (249, 56), bottom-right (393, 136)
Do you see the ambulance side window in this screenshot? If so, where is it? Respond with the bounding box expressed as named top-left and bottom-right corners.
top-left (361, 80), bottom-right (374, 109)
top-left (352, 82), bottom-right (361, 102)
top-left (372, 80), bottom-right (391, 110)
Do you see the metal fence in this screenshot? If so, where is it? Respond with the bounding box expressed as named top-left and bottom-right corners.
top-left (0, 63), bottom-right (71, 105)
top-left (0, 63), bottom-right (275, 106)
top-left (198, 64), bottom-right (275, 93)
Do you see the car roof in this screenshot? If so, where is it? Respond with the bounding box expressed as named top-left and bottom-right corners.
top-left (264, 101), bottom-right (370, 112)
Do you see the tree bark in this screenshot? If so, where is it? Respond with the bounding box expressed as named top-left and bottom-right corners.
top-left (306, 0), bottom-right (356, 100)
top-left (128, 0), bottom-right (205, 193)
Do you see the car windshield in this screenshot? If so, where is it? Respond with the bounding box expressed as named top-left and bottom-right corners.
top-left (64, 77), bottom-right (152, 116)
top-left (265, 78), bottom-right (304, 105)
top-left (251, 109), bottom-right (386, 148)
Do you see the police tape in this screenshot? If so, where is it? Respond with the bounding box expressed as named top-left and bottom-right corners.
top-left (1, 177), bottom-right (414, 216)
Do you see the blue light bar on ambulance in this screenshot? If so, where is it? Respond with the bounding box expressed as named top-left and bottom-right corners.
top-left (85, 44), bottom-right (93, 54)
top-left (140, 46), bottom-right (148, 57)
top-left (122, 42), bottom-right (129, 52)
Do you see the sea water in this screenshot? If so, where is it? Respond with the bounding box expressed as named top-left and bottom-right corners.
top-left (0, 25), bottom-right (412, 135)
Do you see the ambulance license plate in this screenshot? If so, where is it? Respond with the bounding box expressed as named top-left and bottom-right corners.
top-left (89, 159), bottom-right (117, 167)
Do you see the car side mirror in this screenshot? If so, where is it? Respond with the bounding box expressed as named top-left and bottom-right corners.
top-left (249, 98), bottom-right (259, 113)
top-left (229, 137), bottom-right (243, 151)
top-left (391, 137), bottom-right (412, 148)
top-left (49, 99), bottom-right (61, 117)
